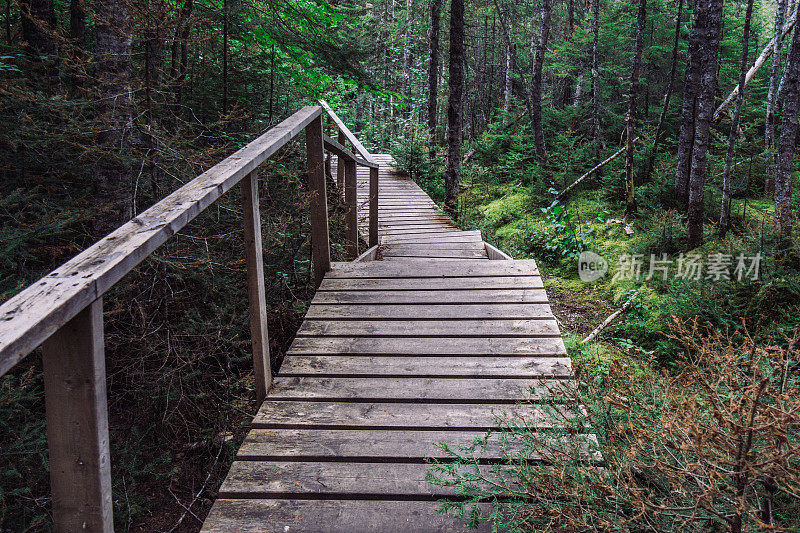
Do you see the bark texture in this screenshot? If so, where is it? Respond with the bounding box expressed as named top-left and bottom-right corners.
top-left (686, 0), bottom-right (724, 248)
top-left (765, 0), bottom-right (788, 194)
top-left (427, 0), bottom-right (444, 159)
top-left (624, 0), bottom-right (647, 216)
top-left (530, 0), bottom-right (550, 163)
top-left (93, 0), bottom-right (134, 236)
top-left (675, 0), bottom-right (703, 207)
top-left (444, 0), bottom-right (465, 214)
top-left (774, 17), bottom-right (800, 250)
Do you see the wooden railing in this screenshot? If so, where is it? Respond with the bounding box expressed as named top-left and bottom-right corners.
top-left (0, 103), bottom-right (378, 532)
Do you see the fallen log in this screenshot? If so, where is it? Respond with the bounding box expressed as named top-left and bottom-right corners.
top-left (580, 295), bottom-right (636, 345)
top-left (557, 139), bottom-right (638, 200)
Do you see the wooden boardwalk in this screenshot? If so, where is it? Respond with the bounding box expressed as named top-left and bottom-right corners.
top-left (202, 156), bottom-right (572, 532)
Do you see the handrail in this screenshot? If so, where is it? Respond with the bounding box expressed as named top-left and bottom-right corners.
top-left (319, 99), bottom-right (375, 164)
top-left (0, 106), bottom-right (320, 377)
top-left (323, 134), bottom-right (377, 168)
top-left (0, 102), bottom-right (380, 532)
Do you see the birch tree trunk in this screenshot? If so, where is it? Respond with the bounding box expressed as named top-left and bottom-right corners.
top-left (444, 0), bottom-right (465, 215)
top-left (686, 0), bottom-right (724, 248)
top-left (625, 0), bottom-right (647, 216)
top-left (774, 17), bottom-right (800, 252)
top-left (719, 0), bottom-right (754, 237)
top-left (765, 0), bottom-right (788, 195)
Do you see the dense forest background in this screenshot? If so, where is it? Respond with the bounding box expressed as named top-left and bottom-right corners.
top-left (1, 0), bottom-right (799, 529)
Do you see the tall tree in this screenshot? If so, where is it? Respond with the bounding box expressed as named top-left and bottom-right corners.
top-left (774, 16), bottom-right (800, 252)
top-left (93, 0), bottom-right (133, 235)
top-left (624, 0), bottom-right (647, 216)
top-left (765, 0), bottom-right (788, 195)
top-left (719, 0), bottom-right (754, 236)
top-left (529, 0), bottom-right (550, 163)
top-left (591, 0), bottom-right (602, 154)
top-left (427, 0), bottom-right (444, 159)
top-left (70, 0), bottom-right (85, 44)
top-left (444, 0), bottom-right (464, 214)
top-left (644, 0), bottom-right (683, 182)
top-left (686, 0), bottom-right (724, 248)
top-left (19, 0), bottom-right (55, 56)
top-left (675, 0), bottom-right (704, 207)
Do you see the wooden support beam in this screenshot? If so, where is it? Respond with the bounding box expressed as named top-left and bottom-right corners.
top-left (241, 170), bottom-right (271, 402)
top-left (322, 135), bottom-right (377, 168)
top-left (345, 159), bottom-right (359, 258)
top-left (336, 130), bottom-right (346, 191)
top-left (307, 115), bottom-right (331, 288)
top-left (42, 299), bottom-right (113, 533)
top-left (369, 166), bottom-right (379, 247)
top-left (318, 99), bottom-right (375, 164)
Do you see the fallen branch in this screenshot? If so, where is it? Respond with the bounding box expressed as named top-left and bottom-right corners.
top-left (581, 295), bottom-right (636, 344)
top-left (557, 139), bottom-right (638, 200)
top-left (714, 8), bottom-right (798, 121)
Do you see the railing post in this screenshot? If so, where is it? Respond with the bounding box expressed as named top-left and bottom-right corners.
top-left (241, 170), bottom-right (271, 402)
top-left (369, 165), bottom-right (379, 248)
top-left (306, 114), bottom-right (331, 287)
top-left (344, 158), bottom-right (358, 258)
top-left (41, 298), bottom-right (113, 533)
top-left (336, 130), bottom-right (346, 192)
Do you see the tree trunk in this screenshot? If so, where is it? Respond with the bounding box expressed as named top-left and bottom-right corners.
top-left (444, 0), bottom-right (465, 215)
top-left (93, 0), bottom-right (133, 236)
top-left (645, 0), bottom-right (683, 182)
top-left (591, 0), bottom-right (602, 155)
top-left (530, 0), bottom-right (550, 163)
top-left (427, 0), bottom-right (443, 159)
top-left (503, 41), bottom-right (513, 124)
top-left (70, 0), bottom-right (85, 44)
top-left (675, 0), bottom-right (704, 207)
top-left (686, 0), bottom-right (724, 248)
top-left (720, 0), bottom-right (754, 237)
top-left (625, 0), bottom-right (647, 217)
top-left (774, 17), bottom-right (800, 252)
top-left (222, 0), bottom-right (228, 115)
top-left (19, 0), bottom-right (55, 56)
top-left (765, 0), bottom-right (788, 195)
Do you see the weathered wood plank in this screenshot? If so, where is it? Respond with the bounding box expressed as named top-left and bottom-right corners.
top-left (287, 336), bottom-right (566, 356)
top-left (252, 400), bottom-right (568, 430)
top-left (0, 106), bottom-right (323, 376)
top-left (318, 276), bottom-right (544, 291)
top-left (328, 259), bottom-right (540, 278)
top-left (319, 99), bottom-right (374, 163)
top-left (296, 319), bottom-right (560, 337)
top-left (202, 499), bottom-right (493, 533)
top-left (42, 299), bottom-right (113, 532)
top-left (381, 249), bottom-right (488, 258)
top-left (304, 303), bottom-right (554, 320)
top-left (217, 461), bottom-right (498, 498)
top-left (307, 114), bottom-right (331, 288)
top-left (236, 429), bottom-right (592, 461)
top-left (268, 376), bottom-right (569, 402)
top-left (278, 355), bottom-right (572, 377)
top-left (312, 288), bottom-right (549, 304)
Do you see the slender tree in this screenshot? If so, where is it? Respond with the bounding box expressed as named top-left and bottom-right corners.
top-left (774, 16), bottom-right (800, 252)
top-left (624, 0), bottom-right (647, 216)
top-left (529, 0), bottom-right (550, 163)
top-left (765, 0), bottom-right (788, 195)
top-left (719, 0), bottom-right (754, 237)
top-left (645, 0), bottom-right (683, 182)
top-left (427, 0), bottom-right (444, 159)
top-left (93, 0), bottom-right (133, 235)
top-left (444, 0), bottom-right (464, 214)
top-left (19, 0), bottom-right (55, 56)
top-left (70, 0), bottom-right (85, 44)
top-left (686, 0), bottom-right (724, 248)
top-left (675, 0), bottom-right (703, 207)
top-left (591, 0), bottom-right (602, 154)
